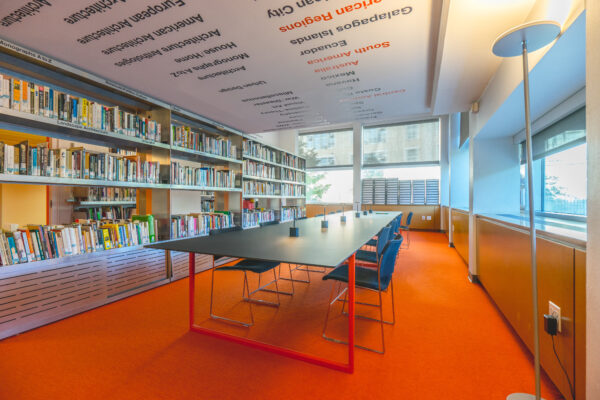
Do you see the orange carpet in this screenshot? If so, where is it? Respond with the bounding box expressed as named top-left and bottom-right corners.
top-left (0, 232), bottom-right (562, 400)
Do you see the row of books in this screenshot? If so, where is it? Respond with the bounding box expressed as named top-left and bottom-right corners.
top-left (282, 168), bottom-right (305, 183)
top-left (243, 181), bottom-right (278, 196)
top-left (170, 212), bottom-right (234, 239)
top-left (0, 141), bottom-right (161, 183)
top-left (281, 183), bottom-right (305, 197)
top-left (86, 187), bottom-right (136, 202)
top-left (281, 153), bottom-right (306, 170)
top-left (74, 205), bottom-right (135, 221)
top-left (281, 206), bottom-right (306, 222)
top-left (171, 125), bottom-right (237, 158)
top-left (243, 159), bottom-right (277, 179)
top-left (0, 216), bottom-right (156, 266)
top-left (242, 209), bottom-right (276, 229)
top-left (0, 74), bottom-right (162, 143)
top-left (243, 140), bottom-right (278, 163)
top-left (171, 161), bottom-right (237, 188)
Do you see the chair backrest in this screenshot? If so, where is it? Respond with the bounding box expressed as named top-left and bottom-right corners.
top-left (379, 238), bottom-right (403, 280)
top-left (328, 211), bottom-right (336, 215)
top-left (390, 217), bottom-right (400, 235)
top-left (209, 226), bottom-right (242, 235)
top-left (406, 212), bottom-right (413, 226)
top-left (376, 226), bottom-right (392, 257)
top-left (297, 216), bottom-right (308, 220)
top-left (336, 209), bottom-right (342, 213)
top-left (259, 220), bottom-right (279, 227)
top-left (316, 213), bottom-right (324, 217)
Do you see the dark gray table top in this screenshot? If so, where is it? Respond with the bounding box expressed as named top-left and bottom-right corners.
top-left (146, 212), bottom-right (400, 268)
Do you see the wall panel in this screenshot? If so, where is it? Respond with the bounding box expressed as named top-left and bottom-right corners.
top-left (451, 209), bottom-right (469, 263)
top-left (477, 216), bottom-right (583, 400)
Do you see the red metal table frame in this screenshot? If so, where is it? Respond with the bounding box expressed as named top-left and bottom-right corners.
top-left (187, 252), bottom-right (356, 373)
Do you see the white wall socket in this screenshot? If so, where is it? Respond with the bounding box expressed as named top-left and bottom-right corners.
top-left (549, 301), bottom-right (561, 333)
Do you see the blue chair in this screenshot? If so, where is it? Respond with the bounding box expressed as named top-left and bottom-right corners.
top-left (355, 226), bottom-right (392, 264)
top-left (365, 213), bottom-right (402, 247)
top-left (209, 224), bottom-right (292, 327)
top-left (316, 213), bottom-right (324, 217)
top-left (322, 238), bottom-right (403, 354)
top-left (400, 211), bottom-right (413, 248)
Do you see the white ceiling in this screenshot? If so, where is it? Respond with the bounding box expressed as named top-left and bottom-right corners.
top-left (0, 0), bottom-right (568, 134)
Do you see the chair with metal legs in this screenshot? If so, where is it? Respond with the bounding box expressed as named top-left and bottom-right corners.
top-left (208, 223), bottom-right (293, 327)
top-left (321, 238), bottom-right (402, 354)
top-left (355, 226), bottom-right (392, 265)
top-left (365, 213), bottom-right (402, 247)
top-left (399, 211), bottom-right (413, 249)
top-left (210, 258), bottom-right (285, 327)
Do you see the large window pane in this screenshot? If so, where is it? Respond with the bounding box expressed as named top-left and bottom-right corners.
top-left (307, 169), bottom-right (353, 203)
top-left (299, 130), bottom-right (353, 168)
top-left (362, 166), bottom-right (440, 180)
top-left (363, 120), bottom-right (440, 166)
top-left (543, 143), bottom-right (587, 215)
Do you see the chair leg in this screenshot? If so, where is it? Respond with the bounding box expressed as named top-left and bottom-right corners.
top-left (338, 288), bottom-right (395, 325)
top-left (210, 270), bottom-right (254, 327)
top-left (377, 286), bottom-right (385, 354)
top-left (244, 271), bottom-right (282, 306)
top-left (322, 281), bottom-right (342, 339)
top-left (279, 263), bottom-right (310, 284)
top-left (322, 283), bottom-right (385, 354)
top-left (255, 266), bottom-right (294, 296)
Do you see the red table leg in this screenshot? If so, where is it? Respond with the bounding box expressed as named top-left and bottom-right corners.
top-left (189, 252), bottom-right (195, 329)
top-left (347, 253), bottom-right (356, 373)
top-left (188, 252), bottom-right (355, 373)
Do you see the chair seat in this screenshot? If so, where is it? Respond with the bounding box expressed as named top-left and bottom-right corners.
top-left (323, 264), bottom-right (391, 291)
top-left (400, 225), bottom-right (409, 229)
top-left (217, 259), bottom-right (280, 274)
top-left (366, 238), bottom-right (378, 247)
top-left (355, 249), bottom-right (377, 263)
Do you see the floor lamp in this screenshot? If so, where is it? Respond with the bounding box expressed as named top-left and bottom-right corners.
top-left (491, 21), bottom-right (561, 400)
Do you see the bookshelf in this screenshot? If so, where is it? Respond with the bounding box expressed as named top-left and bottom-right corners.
top-left (0, 47), bottom-right (305, 340)
top-left (241, 138), bottom-right (306, 229)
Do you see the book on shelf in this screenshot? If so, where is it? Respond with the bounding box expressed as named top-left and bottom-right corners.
top-left (281, 168), bottom-right (305, 183)
top-left (243, 181), bottom-right (279, 196)
top-left (242, 209), bottom-right (276, 228)
top-left (242, 139), bottom-right (278, 163)
top-left (0, 73), bottom-right (162, 143)
top-left (84, 187), bottom-right (137, 202)
top-left (0, 141), bottom-right (161, 184)
top-left (170, 212), bottom-right (234, 239)
top-left (171, 125), bottom-right (237, 159)
top-left (243, 159), bottom-right (277, 179)
top-left (171, 161), bottom-right (237, 188)
top-left (281, 206), bottom-right (306, 222)
top-left (0, 216), bottom-right (156, 267)
top-left (280, 153), bottom-right (305, 170)
top-left (280, 183), bottom-right (305, 197)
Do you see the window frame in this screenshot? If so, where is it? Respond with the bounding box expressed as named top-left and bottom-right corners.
top-left (362, 118), bottom-right (441, 168)
top-left (298, 128), bottom-right (354, 169)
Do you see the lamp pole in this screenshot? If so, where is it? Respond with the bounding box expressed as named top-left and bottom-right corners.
top-left (491, 20), bottom-right (560, 400)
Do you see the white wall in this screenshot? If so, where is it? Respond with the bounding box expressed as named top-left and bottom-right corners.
top-left (586, 1), bottom-right (599, 398)
top-left (472, 137), bottom-right (520, 214)
top-left (440, 115), bottom-right (450, 207)
top-left (449, 113), bottom-right (469, 209)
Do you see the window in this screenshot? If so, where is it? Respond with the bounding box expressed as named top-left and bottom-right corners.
top-left (307, 169), bottom-right (353, 203)
top-left (405, 148), bottom-right (418, 162)
top-left (362, 165), bottom-right (441, 180)
top-left (299, 129), bottom-right (353, 168)
top-left (362, 120), bottom-right (440, 166)
top-left (520, 107), bottom-right (587, 217)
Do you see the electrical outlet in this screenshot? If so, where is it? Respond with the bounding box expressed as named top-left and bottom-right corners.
top-left (549, 301), bottom-right (561, 333)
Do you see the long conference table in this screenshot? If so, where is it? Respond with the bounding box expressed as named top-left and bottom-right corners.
top-left (146, 211), bottom-right (400, 373)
